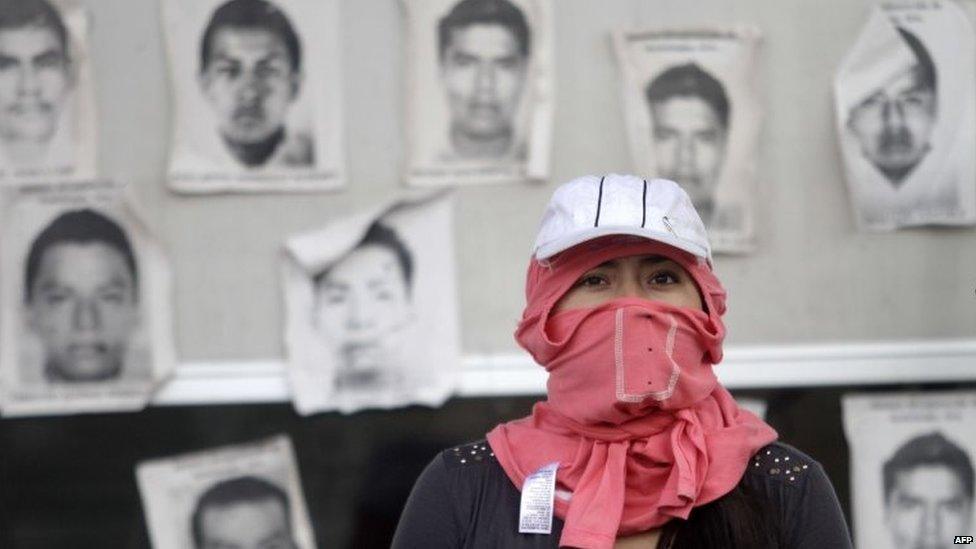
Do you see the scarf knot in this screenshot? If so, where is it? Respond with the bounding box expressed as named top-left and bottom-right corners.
top-left (487, 388), bottom-right (777, 549)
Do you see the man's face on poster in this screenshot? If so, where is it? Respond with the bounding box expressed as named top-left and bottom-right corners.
top-left (199, 26), bottom-right (300, 145)
top-left (197, 497), bottom-right (296, 549)
top-left (650, 95), bottom-right (728, 208)
top-left (847, 64), bottom-right (936, 181)
top-left (27, 242), bottom-right (138, 382)
top-left (885, 464), bottom-right (974, 549)
top-left (0, 23), bottom-right (71, 146)
top-left (314, 244), bottom-right (412, 376)
top-left (440, 23), bottom-right (527, 153)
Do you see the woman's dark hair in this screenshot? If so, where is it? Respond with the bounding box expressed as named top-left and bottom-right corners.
top-left (657, 483), bottom-right (781, 548)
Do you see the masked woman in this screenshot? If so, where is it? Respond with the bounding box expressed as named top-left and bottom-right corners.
top-left (392, 174), bottom-right (853, 548)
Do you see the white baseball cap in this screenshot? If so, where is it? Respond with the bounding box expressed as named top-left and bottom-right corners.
top-left (532, 174), bottom-right (712, 265)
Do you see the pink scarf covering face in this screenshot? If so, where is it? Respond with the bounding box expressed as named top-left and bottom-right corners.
top-left (486, 237), bottom-right (778, 549)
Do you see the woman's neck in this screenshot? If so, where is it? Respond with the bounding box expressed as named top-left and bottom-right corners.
top-left (614, 528), bottom-right (662, 549)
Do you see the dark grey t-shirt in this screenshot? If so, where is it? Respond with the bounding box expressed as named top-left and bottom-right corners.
top-left (392, 440), bottom-right (853, 548)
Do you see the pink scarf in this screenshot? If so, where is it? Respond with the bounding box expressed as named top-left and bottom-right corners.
top-left (486, 237), bottom-right (777, 549)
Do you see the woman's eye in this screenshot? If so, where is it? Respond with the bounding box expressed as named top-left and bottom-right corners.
top-left (648, 271), bottom-right (679, 285)
top-left (577, 275), bottom-right (607, 287)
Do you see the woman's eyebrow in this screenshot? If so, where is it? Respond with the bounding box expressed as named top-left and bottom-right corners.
top-left (640, 255), bottom-right (670, 265)
top-left (591, 259), bottom-right (618, 270)
top-left (591, 255), bottom-right (671, 270)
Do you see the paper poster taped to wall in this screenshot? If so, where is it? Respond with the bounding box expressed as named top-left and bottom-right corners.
top-left (161, 0), bottom-right (344, 193)
top-left (136, 435), bottom-right (316, 549)
top-left (834, 1), bottom-right (976, 230)
top-left (613, 26), bottom-right (763, 253)
top-left (282, 192), bottom-right (460, 414)
top-left (736, 397), bottom-right (767, 420)
top-left (843, 391), bottom-right (976, 549)
top-left (402, 0), bottom-right (553, 186)
top-left (0, 181), bottom-right (175, 416)
top-left (0, 0), bottom-right (97, 183)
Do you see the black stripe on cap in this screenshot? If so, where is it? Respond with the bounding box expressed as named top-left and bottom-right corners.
top-left (641, 179), bottom-right (647, 228)
top-left (594, 175), bottom-right (605, 227)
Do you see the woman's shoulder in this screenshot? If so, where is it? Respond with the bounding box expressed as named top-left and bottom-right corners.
top-left (393, 440), bottom-right (505, 547)
top-left (742, 442), bottom-right (854, 547)
top-left (416, 439), bottom-right (511, 497)
top-left (434, 439), bottom-right (827, 488)
top-left (744, 440), bottom-right (822, 487)
top-left (440, 439), bottom-right (498, 469)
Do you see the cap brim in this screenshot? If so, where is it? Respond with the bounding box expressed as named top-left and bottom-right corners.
top-left (534, 225), bottom-right (710, 263)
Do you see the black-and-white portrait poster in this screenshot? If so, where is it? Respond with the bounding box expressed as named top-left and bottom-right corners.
top-left (612, 27), bottom-right (762, 254)
top-left (282, 192), bottom-right (460, 415)
top-left (0, 0), bottom-right (97, 183)
top-left (737, 397), bottom-right (767, 420)
top-left (136, 435), bottom-right (316, 549)
top-left (402, 0), bottom-right (553, 186)
top-left (0, 181), bottom-right (175, 416)
top-left (834, 2), bottom-right (976, 230)
top-left (161, 0), bottom-right (343, 193)
top-left (843, 391), bottom-right (976, 549)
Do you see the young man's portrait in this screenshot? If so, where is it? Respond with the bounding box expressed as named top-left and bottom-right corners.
top-left (191, 476), bottom-right (297, 549)
top-left (645, 62), bottom-right (730, 225)
top-left (23, 208), bottom-right (140, 383)
top-left (437, 0), bottom-right (530, 160)
top-left (312, 222), bottom-right (415, 390)
top-left (883, 431), bottom-right (974, 549)
top-left (197, 0), bottom-right (312, 169)
top-left (0, 0), bottom-right (74, 169)
top-left (846, 27), bottom-right (937, 188)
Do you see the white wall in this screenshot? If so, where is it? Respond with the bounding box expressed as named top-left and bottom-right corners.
top-left (88, 0), bottom-right (976, 367)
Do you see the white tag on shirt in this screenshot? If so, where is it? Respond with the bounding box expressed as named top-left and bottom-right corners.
top-left (518, 461), bottom-right (560, 535)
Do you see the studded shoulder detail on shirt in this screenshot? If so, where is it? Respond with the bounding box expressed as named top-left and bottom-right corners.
top-left (747, 442), bottom-right (813, 485)
top-left (442, 440), bottom-right (497, 468)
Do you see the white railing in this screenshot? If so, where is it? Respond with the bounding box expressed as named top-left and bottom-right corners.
top-left (152, 338), bottom-right (976, 406)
